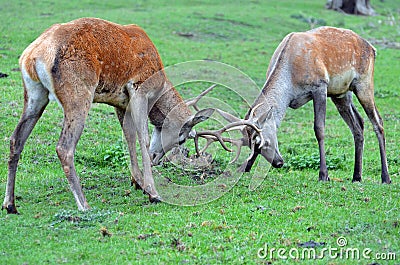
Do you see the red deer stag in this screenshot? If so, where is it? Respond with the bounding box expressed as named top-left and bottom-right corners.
top-left (2, 18), bottom-right (214, 214)
top-left (198, 26), bottom-right (391, 184)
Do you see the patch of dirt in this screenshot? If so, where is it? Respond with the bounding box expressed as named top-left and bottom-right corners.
top-left (163, 146), bottom-right (213, 168)
top-left (173, 31), bottom-right (195, 38)
top-left (207, 16), bottom-right (256, 28)
top-left (199, 12), bottom-right (258, 27)
top-left (173, 13), bottom-right (258, 42)
top-left (137, 233), bottom-right (156, 240)
top-left (297, 240), bottom-right (326, 248)
top-left (368, 38), bottom-right (400, 49)
top-left (162, 146), bottom-right (224, 182)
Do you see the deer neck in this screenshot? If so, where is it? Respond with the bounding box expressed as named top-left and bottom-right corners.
top-left (149, 81), bottom-right (192, 128)
top-left (250, 75), bottom-right (291, 128)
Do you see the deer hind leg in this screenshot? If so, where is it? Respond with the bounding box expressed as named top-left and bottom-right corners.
top-left (3, 78), bottom-right (49, 214)
top-left (115, 107), bottom-right (143, 190)
top-left (127, 89), bottom-right (161, 203)
top-left (55, 84), bottom-right (93, 211)
top-left (312, 85), bottom-right (329, 181)
top-left (331, 92), bottom-right (364, 182)
top-left (354, 81), bottom-right (391, 184)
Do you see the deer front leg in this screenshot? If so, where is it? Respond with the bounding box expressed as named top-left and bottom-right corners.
top-left (115, 107), bottom-right (143, 190)
top-left (312, 87), bottom-right (329, 181)
top-left (127, 91), bottom-right (161, 203)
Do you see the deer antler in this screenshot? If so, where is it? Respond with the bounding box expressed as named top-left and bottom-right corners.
top-left (195, 119), bottom-right (259, 151)
top-left (186, 84), bottom-right (265, 165)
top-left (194, 108), bottom-right (264, 164)
top-left (195, 134), bottom-right (246, 164)
top-left (185, 84), bottom-right (217, 111)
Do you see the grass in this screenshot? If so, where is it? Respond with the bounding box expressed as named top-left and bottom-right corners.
top-left (0, 0), bottom-right (399, 264)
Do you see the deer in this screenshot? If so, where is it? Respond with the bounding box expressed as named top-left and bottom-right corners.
top-left (197, 26), bottom-right (391, 184)
top-left (2, 17), bottom-right (215, 214)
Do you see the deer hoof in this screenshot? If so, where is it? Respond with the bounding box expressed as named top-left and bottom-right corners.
top-left (2, 204), bottom-right (19, 214)
top-left (149, 195), bottom-right (162, 204)
top-left (130, 177), bottom-right (143, 191)
top-left (381, 179), bottom-right (391, 184)
top-left (318, 175), bottom-right (330, 181)
top-left (381, 174), bottom-right (391, 184)
top-left (318, 170), bottom-right (330, 181)
top-left (131, 181), bottom-right (143, 191)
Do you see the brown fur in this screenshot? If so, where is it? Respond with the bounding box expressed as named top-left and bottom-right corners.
top-left (20, 18), bottom-right (190, 117)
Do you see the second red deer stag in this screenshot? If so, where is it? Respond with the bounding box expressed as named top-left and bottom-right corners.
top-left (2, 18), bottom-right (213, 213)
top-left (200, 27), bottom-right (391, 184)
top-left (242, 27), bottom-right (390, 183)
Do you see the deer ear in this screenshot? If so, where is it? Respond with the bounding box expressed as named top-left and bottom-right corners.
top-left (187, 108), bottom-right (215, 127)
top-left (180, 108), bottom-right (214, 137)
top-left (257, 107), bottom-right (273, 125)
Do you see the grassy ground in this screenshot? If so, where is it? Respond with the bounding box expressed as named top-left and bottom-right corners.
top-left (0, 0), bottom-right (399, 264)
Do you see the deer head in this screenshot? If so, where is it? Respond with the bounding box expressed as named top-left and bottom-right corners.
top-left (150, 106), bottom-right (215, 165)
top-left (193, 101), bottom-right (284, 170)
top-left (249, 106), bottom-right (284, 168)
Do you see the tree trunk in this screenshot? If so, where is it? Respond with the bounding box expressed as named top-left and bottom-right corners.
top-left (326, 0), bottom-right (377, 16)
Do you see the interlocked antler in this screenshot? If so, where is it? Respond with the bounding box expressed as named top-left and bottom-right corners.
top-left (185, 84), bottom-right (265, 164)
top-left (194, 107), bottom-right (264, 164)
top-left (195, 134), bottom-right (246, 164)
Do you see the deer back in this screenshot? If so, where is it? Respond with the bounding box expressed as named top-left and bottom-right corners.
top-left (19, 17), bottom-right (171, 109)
top-left (273, 27), bottom-right (376, 95)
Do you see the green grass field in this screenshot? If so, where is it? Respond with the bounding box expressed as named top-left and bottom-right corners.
top-left (0, 1), bottom-right (399, 264)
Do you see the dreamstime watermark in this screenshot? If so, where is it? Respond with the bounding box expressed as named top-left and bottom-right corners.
top-left (122, 60), bottom-right (273, 206)
top-left (257, 236), bottom-right (397, 261)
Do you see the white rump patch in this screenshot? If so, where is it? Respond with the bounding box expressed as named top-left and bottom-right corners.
top-left (35, 59), bottom-right (63, 108)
